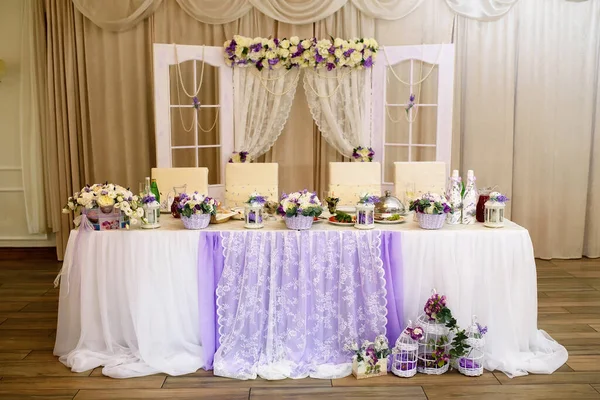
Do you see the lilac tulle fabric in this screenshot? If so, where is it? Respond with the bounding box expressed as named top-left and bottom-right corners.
top-left (197, 230), bottom-right (405, 380)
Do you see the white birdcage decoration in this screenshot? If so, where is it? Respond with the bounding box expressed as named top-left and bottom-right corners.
top-left (244, 204), bottom-right (264, 229)
top-left (484, 192), bottom-right (508, 228)
top-left (391, 320), bottom-right (421, 378)
top-left (355, 203), bottom-right (375, 230)
top-left (416, 290), bottom-right (451, 375)
top-left (141, 195), bottom-right (160, 229)
top-left (458, 316), bottom-right (487, 377)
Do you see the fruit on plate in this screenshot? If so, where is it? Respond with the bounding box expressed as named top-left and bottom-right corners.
top-left (329, 211), bottom-right (354, 223)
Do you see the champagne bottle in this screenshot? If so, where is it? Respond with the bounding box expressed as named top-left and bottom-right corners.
top-left (462, 170), bottom-right (477, 224)
top-left (446, 170), bottom-right (462, 225)
top-left (150, 179), bottom-right (160, 203)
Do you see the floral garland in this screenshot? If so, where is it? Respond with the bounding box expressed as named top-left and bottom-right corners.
top-left (352, 146), bottom-right (374, 162)
top-left (224, 35), bottom-right (378, 71)
top-left (229, 151), bottom-right (250, 163)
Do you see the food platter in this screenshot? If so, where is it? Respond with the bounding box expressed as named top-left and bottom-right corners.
top-left (374, 215), bottom-right (406, 224)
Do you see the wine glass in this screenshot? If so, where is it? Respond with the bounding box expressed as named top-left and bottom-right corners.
top-left (264, 201), bottom-right (278, 221)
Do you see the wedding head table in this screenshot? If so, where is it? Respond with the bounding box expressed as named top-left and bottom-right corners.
top-left (54, 214), bottom-right (567, 380)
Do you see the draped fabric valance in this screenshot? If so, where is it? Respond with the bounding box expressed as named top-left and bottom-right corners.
top-left (71, 0), bottom-right (521, 32)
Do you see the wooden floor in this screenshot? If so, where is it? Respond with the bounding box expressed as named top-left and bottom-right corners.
top-left (0, 252), bottom-right (599, 399)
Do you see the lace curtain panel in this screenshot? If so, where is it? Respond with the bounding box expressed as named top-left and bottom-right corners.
top-left (213, 230), bottom-right (387, 380)
top-left (304, 69), bottom-right (372, 157)
top-left (233, 68), bottom-right (299, 158)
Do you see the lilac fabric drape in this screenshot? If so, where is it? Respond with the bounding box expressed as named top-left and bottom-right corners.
top-left (197, 230), bottom-right (404, 377)
top-left (381, 231), bottom-right (404, 345)
top-left (197, 232), bottom-right (224, 370)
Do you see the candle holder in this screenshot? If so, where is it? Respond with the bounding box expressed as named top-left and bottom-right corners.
top-left (355, 203), bottom-right (375, 230)
top-left (142, 201), bottom-right (161, 229)
top-left (484, 192), bottom-right (509, 228)
top-left (244, 204), bottom-right (264, 229)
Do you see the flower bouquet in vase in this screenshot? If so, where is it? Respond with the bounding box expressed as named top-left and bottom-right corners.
top-left (346, 335), bottom-right (390, 379)
top-left (278, 190), bottom-right (323, 230)
top-left (62, 182), bottom-right (142, 230)
top-left (177, 192), bottom-right (217, 230)
top-left (409, 193), bottom-right (452, 230)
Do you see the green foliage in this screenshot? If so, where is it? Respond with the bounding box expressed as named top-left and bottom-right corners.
top-left (334, 211), bottom-right (353, 223)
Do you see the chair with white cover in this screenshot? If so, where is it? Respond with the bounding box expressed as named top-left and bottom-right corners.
top-left (151, 167), bottom-right (209, 211)
top-left (328, 162), bottom-right (381, 206)
top-left (393, 162), bottom-right (447, 206)
top-left (225, 163), bottom-right (279, 208)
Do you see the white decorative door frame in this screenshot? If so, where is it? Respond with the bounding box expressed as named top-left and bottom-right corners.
top-left (153, 43), bottom-right (233, 200)
top-left (372, 44), bottom-right (455, 193)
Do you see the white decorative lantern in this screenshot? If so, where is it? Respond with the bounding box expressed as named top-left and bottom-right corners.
top-left (355, 203), bottom-right (375, 230)
top-left (458, 316), bottom-right (486, 377)
top-left (244, 204), bottom-right (264, 229)
top-left (391, 321), bottom-right (420, 378)
top-left (142, 201), bottom-right (161, 229)
top-left (484, 192), bottom-right (507, 228)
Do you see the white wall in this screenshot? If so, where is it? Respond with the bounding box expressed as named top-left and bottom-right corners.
top-left (0, 0), bottom-right (54, 247)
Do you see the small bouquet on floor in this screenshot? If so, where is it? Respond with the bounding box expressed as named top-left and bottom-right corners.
top-left (345, 335), bottom-right (391, 379)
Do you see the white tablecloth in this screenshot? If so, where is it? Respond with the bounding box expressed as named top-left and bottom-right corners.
top-left (54, 215), bottom-right (567, 378)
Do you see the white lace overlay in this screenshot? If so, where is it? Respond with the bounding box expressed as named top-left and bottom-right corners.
top-left (233, 68), bottom-right (299, 158)
top-left (214, 230), bottom-right (387, 380)
top-left (304, 68), bottom-right (372, 156)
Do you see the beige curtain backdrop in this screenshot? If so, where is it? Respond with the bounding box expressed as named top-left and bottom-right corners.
top-left (32, 0), bottom-right (599, 259)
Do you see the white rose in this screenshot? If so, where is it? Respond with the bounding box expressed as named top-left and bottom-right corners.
top-left (280, 39), bottom-right (290, 49)
top-left (301, 39), bottom-right (311, 49)
top-left (290, 36), bottom-right (300, 46)
top-left (334, 37), bottom-right (343, 47)
top-left (350, 51), bottom-right (362, 64)
top-left (334, 48), bottom-right (343, 58)
top-left (289, 45), bottom-right (298, 54)
top-left (266, 51), bottom-right (277, 60)
top-left (302, 50), bottom-right (311, 60)
top-left (249, 51), bottom-right (262, 61)
top-left (278, 48), bottom-right (290, 58)
top-left (355, 42), bottom-right (364, 52)
top-left (267, 39), bottom-right (276, 49)
top-left (363, 49), bottom-right (372, 58)
top-left (253, 37), bottom-right (262, 45)
top-left (234, 46), bottom-right (244, 58)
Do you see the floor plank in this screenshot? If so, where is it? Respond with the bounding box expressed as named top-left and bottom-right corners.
top-left (493, 371), bottom-right (600, 385)
top-left (249, 386), bottom-right (427, 400)
top-left (0, 389), bottom-right (77, 400)
top-left (568, 356), bottom-right (600, 371)
top-left (0, 377), bottom-right (167, 390)
top-left (332, 371), bottom-right (499, 386)
top-left (73, 388), bottom-right (249, 400)
top-left (0, 350), bottom-right (30, 360)
top-left (423, 383), bottom-right (600, 399)
top-left (0, 362), bottom-right (91, 377)
top-left (164, 375), bottom-right (331, 389)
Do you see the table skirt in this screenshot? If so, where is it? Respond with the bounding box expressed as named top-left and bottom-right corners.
top-left (54, 220), bottom-right (567, 379)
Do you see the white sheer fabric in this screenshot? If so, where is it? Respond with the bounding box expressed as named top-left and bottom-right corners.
top-left (233, 68), bottom-right (299, 158)
top-left (54, 229), bottom-right (203, 378)
top-left (304, 69), bottom-right (372, 157)
top-left (214, 230), bottom-right (387, 380)
top-left (72, 0), bottom-right (163, 32)
top-left (446, 0), bottom-right (518, 21)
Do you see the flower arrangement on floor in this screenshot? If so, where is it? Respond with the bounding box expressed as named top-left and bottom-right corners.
top-left (415, 290), bottom-right (471, 375)
top-left (229, 151), bottom-right (250, 163)
top-left (244, 192), bottom-right (267, 228)
top-left (352, 146), bottom-right (375, 162)
top-left (391, 322), bottom-right (423, 378)
top-left (458, 317), bottom-right (488, 376)
top-left (345, 335), bottom-right (391, 379)
top-left (278, 190), bottom-right (323, 230)
top-left (62, 183), bottom-right (142, 229)
top-left (409, 193), bottom-right (452, 230)
top-left (224, 35), bottom-right (378, 71)
top-left (177, 192), bottom-right (217, 230)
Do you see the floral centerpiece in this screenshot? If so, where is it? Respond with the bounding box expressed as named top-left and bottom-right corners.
top-left (352, 146), bottom-right (375, 162)
top-left (62, 183), bottom-right (142, 229)
top-left (346, 335), bottom-right (390, 379)
top-left (244, 192), bottom-right (267, 228)
top-left (278, 190), bottom-right (323, 230)
top-left (409, 193), bottom-right (452, 230)
top-left (224, 35), bottom-right (378, 71)
top-left (229, 151), bottom-right (250, 163)
top-left (177, 192), bottom-right (217, 230)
